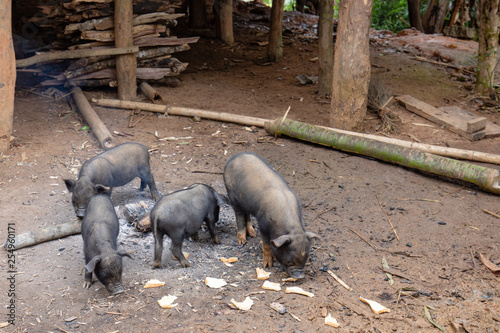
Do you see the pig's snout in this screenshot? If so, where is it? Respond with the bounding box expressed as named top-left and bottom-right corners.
top-left (288, 268), bottom-right (305, 279)
top-left (75, 206), bottom-right (86, 218)
top-left (108, 282), bottom-right (125, 295)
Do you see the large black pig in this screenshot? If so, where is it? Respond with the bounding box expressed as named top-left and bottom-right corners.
top-left (223, 152), bottom-right (319, 279)
top-left (151, 184), bottom-right (227, 268)
top-left (81, 194), bottom-right (132, 294)
top-left (64, 142), bottom-right (160, 218)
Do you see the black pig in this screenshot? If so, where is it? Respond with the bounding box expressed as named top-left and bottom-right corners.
top-left (65, 142), bottom-right (160, 218)
top-left (151, 184), bottom-right (227, 268)
top-left (223, 152), bottom-right (319, 279)
top-left (81, 194), bottom-right (132, 294)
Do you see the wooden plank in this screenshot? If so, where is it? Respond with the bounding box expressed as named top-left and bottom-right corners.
top-left (396, 95), bottom-right (486, 141)
top-left (467, 117), bottom-right (487, 133)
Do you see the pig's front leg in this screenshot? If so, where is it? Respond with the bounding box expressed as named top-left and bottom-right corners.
top-left (262, 241), bottom-right (274, 268)
top-left (83, 271), bottom-right (93, 288)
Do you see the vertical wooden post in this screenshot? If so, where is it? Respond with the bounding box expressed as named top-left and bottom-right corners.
top-left (115, 0), bottom-right (137, 100)
top-left (317, 0), bottom-right (334, 96)
top-left (0, 0), bottom-right (16, 153)
top-left (215, 0), bottom-right (234, 44)
top-left (268, 0), bottom-right (284, 62)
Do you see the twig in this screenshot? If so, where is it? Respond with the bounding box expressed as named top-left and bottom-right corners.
top-left (130, 114), bottom-right (148, 128)
top-left (379, 95), bottom-right (394, 111)
top-left (349, 228), bottom-right (377, 250)
top-left (54, 324), bottom-right (71, 333)
top-left (327, 270), bottom-right (353, 291)
top-left (191, 170), bottom-right (223, 175)
top-left (412, 56), bottom-right (475, 75)
top-left (375, 191), bottom-right (400, 241)
top-left (483, 209), bottom-right (500, 219)
top-left (311, 207), bottom-right (336, 222)
top-left (275, 106), bottom-right (291, 139)
top-left (104, 311), bottom-right (133, 316)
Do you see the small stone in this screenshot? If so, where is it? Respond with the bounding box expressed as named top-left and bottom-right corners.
top-left (438, 221), bottom-right (447, 225)
top-left (406, 242), bottom-right (412, 247)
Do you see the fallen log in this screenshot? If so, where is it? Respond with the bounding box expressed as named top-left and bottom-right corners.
top-left (140, 82), bottom-right (164, 103)
top-left (16, 46), bottom-right (139, 67)
top-left (71, 86), bottom-right (115, 148)
top-left (93, 98), bottom-right (269, 127)
top-left (3, 220), bottom-right (81, 251)
top-left (265, 117), bottom-right (500, 195)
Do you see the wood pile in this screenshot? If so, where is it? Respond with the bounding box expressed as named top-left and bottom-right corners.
top-left (24, 0), bottom-right (197, 87)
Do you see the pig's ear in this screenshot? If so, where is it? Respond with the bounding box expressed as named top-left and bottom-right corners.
top-left (85, 255), bottom-right (101, 273)
top-left (95, 184), bottom-right (111, 195)
top-left (64, 179), bottom-right (75, 192)
top-left (306, 232), bottom-right (320, 241)
top-left (271, 235), bottom-right (292, 248)
top-left (117, 250), bottom-right (133, 260)
top-left (214, 192), bottom-right (229, 206)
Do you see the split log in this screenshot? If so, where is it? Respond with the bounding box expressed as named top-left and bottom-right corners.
top-left (265, 117), bottom-right (500, 196)
top-left (140, 82), bottom-right (164, 103)
top-left (68, 79), bottom-right (117, 87)
top-left (93, 98), bottom-right (269, 127)
top-left (72, 86), bottom-right (115, 148)
top-left (134, 36), bottom-right (200, 47)
top-left (65, 58), bottom-right (116, 78)
top-left (3, 220), bottom-right (81, 251)
top-left (16, 46), bottom-right (139, 67)
top-left (81, 24), bottom-right (166, 42)
top-left (69, 66), bottom-right (186, 80)
top-left (138, 57), bottom-right (187, 73)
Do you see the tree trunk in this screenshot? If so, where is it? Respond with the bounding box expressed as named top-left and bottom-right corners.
top-left (115, 0), bottom-right (137, 100)
top-left (407, 0), bottom-right (424, 31)
top-left (189, 0), bottom-right (207, 28)
top-left (317, 0), bottom-right (334, 96)
top-left (476, 0), bottom-right (500, 93)
top-left (330, 0), bottom-right (373, 131)
top-left (214, 0), bottom-right (234, 44)
top-left (0, 0), bottom-right (15, 153)
top-left (422, 0), bottom-right (451, 33)
top-left (268, 0), bottom-right (284, 62)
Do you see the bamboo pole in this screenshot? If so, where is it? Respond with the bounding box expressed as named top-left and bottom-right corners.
top-left (3, 220), bottom-right (81, 251)
top-left (139, 82), bottom-right (163, 104)
top-left (93, 98), bottom-right (268, 127)
top-left (72, 87), bottom-right (115, 148)
top-left (265, 117), bottom-right (500, 195)
top-left (16, 46), bottom-right (139, 68)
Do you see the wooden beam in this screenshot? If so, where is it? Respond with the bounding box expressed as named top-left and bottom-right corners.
top-left (16, 46), bottom-right (139, 67)
top-left (115, 0), bottom-right (137, 100)
top-left (0, 0), bottom-right (15, 153)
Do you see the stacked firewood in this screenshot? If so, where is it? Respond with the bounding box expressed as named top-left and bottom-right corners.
top-left (26, 0), bottom-right (197, 87)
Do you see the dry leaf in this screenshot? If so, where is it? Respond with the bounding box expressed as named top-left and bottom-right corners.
top-left (325, 314), bottom-right (339, 327)
top-left (262, 281), bottom-right (281, 291)
top-left (285, 286), bottom-right (314, 297)
top-left (157, 295), bottom-right (178, 309)
top-left (479, 253), bottom-right (500, 273)
top-left (256, 267), bottom-right (271, 280)
top-left (360, 297), bottom-right (390, 314)
top-left (144, 279), bottom-right (165, 288)
top-left (205, 277), bottom-right (227, 289)
top-left (230, 297), bottom-right (253, 311)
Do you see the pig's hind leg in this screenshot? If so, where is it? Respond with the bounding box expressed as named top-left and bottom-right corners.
top-left (169, 232), bottom-right (191, 268)
top-left (139, 170), bottom-right (160, 201)
top-left (153, 231), bottom-right (165, 268)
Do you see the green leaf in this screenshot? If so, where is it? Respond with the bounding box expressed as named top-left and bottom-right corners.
top-left (424, 306), bottom-right (444, 331)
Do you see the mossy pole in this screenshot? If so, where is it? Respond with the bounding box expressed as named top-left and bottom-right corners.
top-left (265, 117), bottom-right (500, 195)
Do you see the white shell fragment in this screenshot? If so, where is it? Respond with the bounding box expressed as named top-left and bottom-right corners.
top-left (144, 279), bottom-right (165, 288)
top-left (230, 297), bottom-right (254, 311)
top-left (285, 286), bottom-right (314, 297)
top-left (360, 297), bottom-right (391, 314)
top-left (205, 277), bottom-right (227, 289)
top-left (262, 281), bottom-right (281, 291)
top-left (325, 314), bottom-right (339, 327)
top-left (269, 302), bottom-right (287, 314)
top-left (157, 295), bottom-right (178, 309)
top-left (256, 267), bottom-right (271, 280)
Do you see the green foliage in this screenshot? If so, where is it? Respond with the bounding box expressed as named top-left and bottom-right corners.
top-left (371, 0), bottom-right (409, 32)
top-left (262, 0), bottom-right (295, 11)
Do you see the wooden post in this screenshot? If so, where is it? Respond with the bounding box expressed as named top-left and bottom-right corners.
top-left (0, 0), bottom-right (15, 153)
top-left (115, 0), bottom-right (137, 100)
top-left (268, 0), bottom-right (284, 62)
top-left (317, 0), bottom-right (334, 96)
top-left (214, 0), bottom-right (234, 44)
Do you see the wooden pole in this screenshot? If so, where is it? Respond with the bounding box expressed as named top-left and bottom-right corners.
top-left (16, 46), bottom-right (139, 68)
top-left (268, 0), bottom-right (284, 62)
top-left (115, 0), bottom-right (137, 100)
top-left (215, 0), bottom-right (234, 44)
top-left (3, 220), bottom-right (81, 251)
top-left (317, 0), bottom-right (334, 96)
top-left (139, 82), bottom-right (164, 104)
top-left (0, 0), bottom-right (15, 153)
top-left (72, 87), bottom-right (115, 148)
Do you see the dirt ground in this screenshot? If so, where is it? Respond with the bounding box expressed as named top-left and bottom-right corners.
top-left (2, 9), bottom-right (500, 333)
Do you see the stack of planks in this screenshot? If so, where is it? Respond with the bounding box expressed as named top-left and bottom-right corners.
top-left (25, 0), bottom-right (198, 87)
